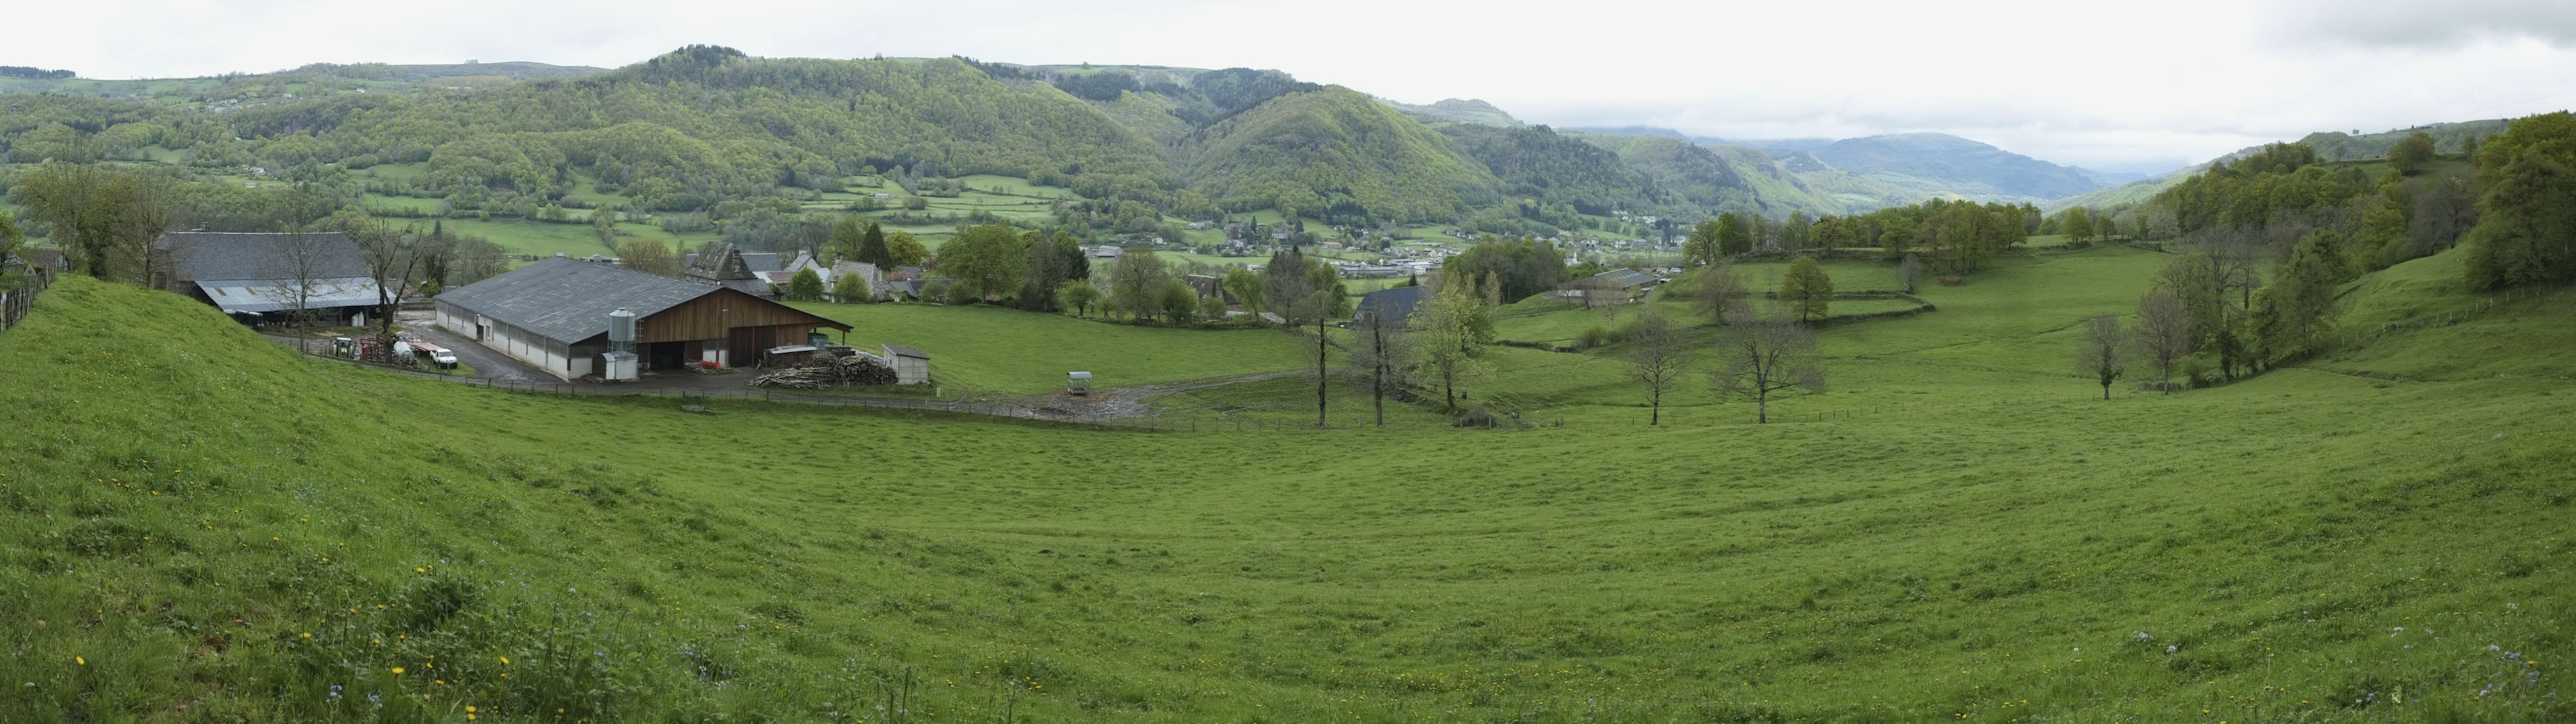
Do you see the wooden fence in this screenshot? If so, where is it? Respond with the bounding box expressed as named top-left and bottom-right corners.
top-left (0, 266), bottom-right (57, 333)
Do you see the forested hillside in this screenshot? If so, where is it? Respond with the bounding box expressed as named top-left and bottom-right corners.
top-left (1575, 132), bottom-right (1861, 216)
top-left (1179, 86), bottom-right (1501, 224)
top-left (0, 47), bottom-right (1919, 245)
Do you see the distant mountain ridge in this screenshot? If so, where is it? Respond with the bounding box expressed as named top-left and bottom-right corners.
top-left (1811, 132), bottom-right (2104, 201)
top-left (1570, 125), bottom-right (2120, 203)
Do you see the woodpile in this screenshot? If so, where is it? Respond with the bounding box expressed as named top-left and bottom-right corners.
top-left (749, 352), bottom-right (896, 388)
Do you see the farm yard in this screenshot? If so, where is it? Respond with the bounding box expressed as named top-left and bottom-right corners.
top-left (4, 238), bottom-right (2570, 723)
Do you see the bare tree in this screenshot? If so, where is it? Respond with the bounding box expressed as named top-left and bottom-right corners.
top-left (1693, 262), bottom-right (1751, 325)
top-left (1624, 306), bottom-right (1697, 425)
top-left (1709, 313), bottom-right (1825, 424)
top-left (2133, 289), bottom-right (2195, 394)
top-left (1897, 253), bottom-right (1924, 294)
top-left (269, 227), bottom-right (331, 356)
top-left (351, 217), bottom-right (436, 356)
top-left (2075, 314), bottom-right (2127, 400)
top-left (1346, 305), bottom-right (1415, 427)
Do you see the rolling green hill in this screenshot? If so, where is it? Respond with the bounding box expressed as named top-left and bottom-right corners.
top-left (1181, 86), bottom-right (1502, 223)
top-left (6, 240), bottom-right (2568, 721)
top-left (1, 50), bottom-right (1926, 242)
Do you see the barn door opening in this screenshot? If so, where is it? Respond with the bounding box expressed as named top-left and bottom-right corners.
top-left (648, 341), bottom-right (685, 370)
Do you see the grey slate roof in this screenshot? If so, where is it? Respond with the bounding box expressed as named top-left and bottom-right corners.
top-left (1356, 285), bottom-right (1429, 323)
top-left (158, 232), bottom-right (366, 282)
top-left (884, 344), bottom-right (928, 360)
top-left (434, 259), bottom-right (724, 346)
top-left (682, 248), bottom-right (781, 276)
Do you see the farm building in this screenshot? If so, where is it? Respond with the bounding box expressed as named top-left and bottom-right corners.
top-left (1355, 285), bottom-right (1429, 325)
top-left (1556, 268), bottom-right (1659, 306)
top-left (433, 259), bottom-right (849, 380)
top-left (154, 231), bottom-right (381, 326)
top-left (683, 243), bottom-right (780, 297)
top-left (882, 344), bottom-right (931, 385)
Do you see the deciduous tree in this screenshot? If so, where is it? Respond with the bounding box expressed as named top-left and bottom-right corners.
top-left (1346, 303), bottom-right (1414, 427)
top-left (938, 223), bottom-right (1027, 303)
top-left (617, 238), bottom-right (680, 276)
top-left (2461, 112), bottom-right (2576, 290)
top-left (2075, 314), bottom-right (2127, 400)
top-left (1709, 313), bottom-right (1824, 424)
top-left (1056, 279), bottom-right (1101, 317)
top-left (1624, 306), bottom-right (1697, 425)
top-left (833, 272), bottom-right (870, 303)
top-left (2133, 288), bottom-right (2194, 393)
top-left (2387, 131), bottom-right (2437, 175)
top-left (1779, 257), bottom-right (1833, 323)
top-left (786, 267), bottom-right (825, 302)
top-left (1411, 277), bottom-right (1496, 414)
top-left (1106, 247), bottom-right (1172, 323)
top-left (884, 230), bottom-right (928, 268)
top-left (1694, 262), bottom-right (1751, 325)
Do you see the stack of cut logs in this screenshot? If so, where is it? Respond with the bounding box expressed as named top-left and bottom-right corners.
top-left (749, 353), bottom-right (896, 388)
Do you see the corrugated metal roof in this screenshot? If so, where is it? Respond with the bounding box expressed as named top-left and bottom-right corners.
top-left (432, 259), bottom-right (724, 345)
top-left (1594, 268), bottom-right (1654, 288)
top-left (159, 232), bottom-right (367, 281)
top-left (195, 276), bottom-right (382, 313)
top-left (884, 344), bottom-right (928, 359)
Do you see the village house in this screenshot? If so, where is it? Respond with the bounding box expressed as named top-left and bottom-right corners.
top-left (780, 252), bottom-right (891, 301)
top-left (432, 259), bottom-right (848, 380)
top-left (682, 243), bottom-right (782, 298)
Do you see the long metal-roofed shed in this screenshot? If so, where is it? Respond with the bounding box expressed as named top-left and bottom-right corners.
top-left (434, 259), bottom-right (850, 380)
top-left (154, 231), bottom-right (381, 325)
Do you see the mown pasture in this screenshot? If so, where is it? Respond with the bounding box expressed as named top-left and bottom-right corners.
top-left (0, 245), bottom-right (2569, 723)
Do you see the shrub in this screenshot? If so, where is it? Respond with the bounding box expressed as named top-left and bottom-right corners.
top-left (832, 272), bottom-right (870, 303)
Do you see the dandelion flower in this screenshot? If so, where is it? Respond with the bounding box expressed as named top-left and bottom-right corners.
top-left (499, 656), bottom-right (510, 665)
top-left (391, 667), bottom-right (405, 675)
top-left (76, 656), bottom-right (86, 665)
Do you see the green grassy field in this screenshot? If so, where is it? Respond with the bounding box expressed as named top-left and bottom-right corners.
top-left (2, 243), bottom-right (2570, 723)
top-left (787, 300), bottom-right (1312, 395)
top-left (440, 218), bottom-right (712, 259)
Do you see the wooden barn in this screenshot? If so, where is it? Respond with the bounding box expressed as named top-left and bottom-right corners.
top-left (433, 259), bottom-right (848, 380)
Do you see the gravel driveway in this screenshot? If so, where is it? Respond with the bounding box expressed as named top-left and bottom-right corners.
top-left (393, 310), bottom-right (548, 383)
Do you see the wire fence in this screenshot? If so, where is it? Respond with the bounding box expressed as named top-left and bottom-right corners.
top-left (2319, 285), bottom-right (2556, 360)
top-left (0, 265), bottom-right (57, 333)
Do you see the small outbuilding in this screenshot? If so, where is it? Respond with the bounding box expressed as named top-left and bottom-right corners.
top-left (882, 344), bottom-right (931, 385)
top-left (1067, 370), bottom-right (1092, 395)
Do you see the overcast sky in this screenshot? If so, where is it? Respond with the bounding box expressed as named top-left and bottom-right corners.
top-left (21, 0), bottom-right (2576, 174)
